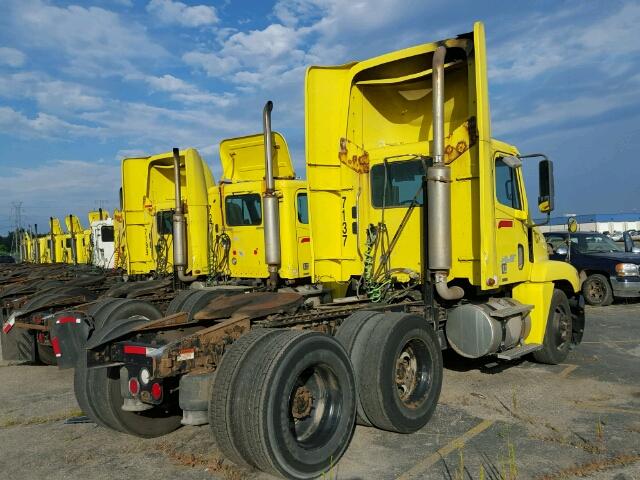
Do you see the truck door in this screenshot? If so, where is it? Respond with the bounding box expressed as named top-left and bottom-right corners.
top-left (296, 190), bottom-right (311, 278)
top-left (494, 154), bottom-right (530, 285)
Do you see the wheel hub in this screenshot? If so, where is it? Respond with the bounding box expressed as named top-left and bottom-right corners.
top-left (291, 385), bottom-right (314, 420)
top-left (395, 349), bottom-right (418, 400)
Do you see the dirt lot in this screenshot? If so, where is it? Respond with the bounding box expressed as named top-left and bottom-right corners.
top-left (1, 304), bottom-right (639, 480)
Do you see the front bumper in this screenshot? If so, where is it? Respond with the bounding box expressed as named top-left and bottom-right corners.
top-left (610, 276), bottom-right (640, 298)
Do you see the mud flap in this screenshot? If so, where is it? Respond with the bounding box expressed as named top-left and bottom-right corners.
top-left (49, 311), bottom-right (91, 369)
top-left (1, 325), bottom-right (36, 362)
top-left (569, 294), bottom-right (585, 347)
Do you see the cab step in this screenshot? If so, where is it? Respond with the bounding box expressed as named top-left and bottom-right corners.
top-left (496, 343), bottom-right (542, 360)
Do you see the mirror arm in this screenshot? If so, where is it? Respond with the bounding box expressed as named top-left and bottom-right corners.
top-left (528, 212), bottom-right (550, 228)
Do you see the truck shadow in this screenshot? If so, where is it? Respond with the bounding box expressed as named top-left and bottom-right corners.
top-left (442, 349), bottom-right (527, 374)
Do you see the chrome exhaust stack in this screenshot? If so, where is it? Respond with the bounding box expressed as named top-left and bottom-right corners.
top-left (172, 148), bottom-right (197, 282)
top-left (427, 46), bottom-right (463, 301)
top-left (263, 101), bottom-right (281, 289)
top-left (69, 214), bottom-right (78, 265)
top-left (50, 217), bottom-right (56, 263)
top-left (34, 224), bottom-right (40, 263)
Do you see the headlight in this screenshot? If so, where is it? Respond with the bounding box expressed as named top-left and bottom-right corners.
top-left (616, 263), bottom-right (640, 276)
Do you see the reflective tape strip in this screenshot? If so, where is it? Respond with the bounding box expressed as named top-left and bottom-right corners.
top-left (51, 336), bottom-right (62, 357)
top-left (123, 345), bottom-right (160, 356)
top-left (56, 316), bottom-right (81, 325)
top-left (2, 314), bottom-right (16, 334)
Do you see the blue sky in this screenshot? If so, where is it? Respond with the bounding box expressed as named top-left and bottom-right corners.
top-left (1, 0), bottom-right (639, 233)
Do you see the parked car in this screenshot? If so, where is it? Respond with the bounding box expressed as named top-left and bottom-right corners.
top-left (544, 231), bottom-right (640, 306)
top-left (0, 255), bottom-right (16, 264)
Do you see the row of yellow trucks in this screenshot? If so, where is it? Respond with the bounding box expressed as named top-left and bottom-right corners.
top-left (0, 23), bottom-right (585, 480)
top-left (20, 210), bottom-right (115, 268)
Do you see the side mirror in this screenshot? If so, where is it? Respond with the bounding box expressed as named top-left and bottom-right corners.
top-left (555, 245), bottom-right (568, 256)
top-left (538, 159), bottom-right (554, 214)
top-left (623, 231), bottom-right (634, 253)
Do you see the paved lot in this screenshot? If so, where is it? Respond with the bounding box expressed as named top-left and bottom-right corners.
top-left (1, 304), bottom-right (639, 480)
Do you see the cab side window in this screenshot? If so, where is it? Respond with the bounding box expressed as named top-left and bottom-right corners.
top-left (297, 193), bottom-right (309, 224)
top-left (495, 158), bottom-right (522, 210)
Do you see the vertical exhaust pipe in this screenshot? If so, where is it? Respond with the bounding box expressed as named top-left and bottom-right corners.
top-left (428, 46), bottom-right (463, 301)
top-left (34, 224), bottom-right (40, 263)
top-left (99, 207), bottom-right (103, 221)
top-left (50, 217), bottom-right (56, 263)
top-left (172, 148), bottom-right (197, 282)
top-left (69, 214), bottom-right (78, 265)
top-left (262, 101), bottom-right (281, 289)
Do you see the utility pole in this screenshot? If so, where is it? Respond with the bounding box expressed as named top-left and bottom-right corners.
top-left (11, 201), bottom-right (23, 261)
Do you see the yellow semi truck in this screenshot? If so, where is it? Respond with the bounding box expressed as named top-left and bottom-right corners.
top-left (119, 131), bottom-right (310, 286)
top-left (68, 23), bottom-right (583, 480)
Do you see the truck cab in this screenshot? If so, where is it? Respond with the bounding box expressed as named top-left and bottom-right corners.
top-left (305, 21), bottom-right (583, 361)
top-left (217, 133), bottom-right (311, 283)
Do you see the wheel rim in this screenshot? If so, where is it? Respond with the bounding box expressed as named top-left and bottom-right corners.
top-left (287, 364), bottom-right (342, 448)
top-left (552, 302), bottom-right (572, 351)
top-left (395, 338), bottom-right (431, 408)
top-left (587, 278), bottom-right (605, 303)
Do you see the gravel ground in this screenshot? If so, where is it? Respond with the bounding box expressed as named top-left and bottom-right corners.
top-left (1, 303), bottom-right (639, 480)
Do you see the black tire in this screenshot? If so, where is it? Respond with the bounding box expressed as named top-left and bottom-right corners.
top-left (582, 274), bottom-right (613, 306)
top-left (356, 312), bottom-right (443, 434)
top-left (334, 310), bottom-right (380, 426)
top-left (77, 299), bottom-right (182, 437)
top-left (230, 330), bottom-right (356, 479)
top-left (209, 328), bottom-right (280, 467)
top-left (533, 289), bottom-right (573, 365)
top-left (36, 343), bottom-right (56, 365)
top-left (166, 289), bottom-right (226, 321)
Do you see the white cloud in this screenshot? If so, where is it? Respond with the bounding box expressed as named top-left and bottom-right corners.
top-left (141, 74), bottom-right (193, 93)
top-left (493, 88), bottom-right (640, 137)
top-left (10, 0), bottom-right (166, 76)
top-left (125, 73), bottom-right (236, 107)
top-left (0, 160), bottom-right (120, 229)
top-left (183, 51), bottom-right (241, 76)
top-left (489, 3), bottom-right (640, 82)
top-left (0, 106), bottom-right (98, 140)
top-left (0, 72), bottom-right (105, 113)
top-left (0, 47), bottom-right (26, 67)
top-left (147, 0), bottom-right (218, 27)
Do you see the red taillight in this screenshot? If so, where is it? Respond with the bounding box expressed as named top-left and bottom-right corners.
top-left (124, 345), bottom-right (147, 355)
top-left (151, 382), bottom-right (162, 400)
top-left (51, 337), bottom-right (61, 357)
top-left (129, 377), bottom-right (140, 395)
top-left (56, 316), bottom-right (80, 325)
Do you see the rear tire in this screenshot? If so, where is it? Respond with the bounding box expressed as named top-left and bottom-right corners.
top-left (533, 289), bottom-right (573, 365)
top-left (36, 343), bottom-right (56, 365)
top-left (166, 289), bottom-right (226, 321)
top-left (214, 330), bottom-right (357, 479)
top-left (356, 312), bottom-right (442, 433)
top-left (582, 274), bottom-right (613, 306)
top-left (76, 299), bottom-right (182, 437)
top-left (209, 328), bottom-right (279, 466)
top-left (334, 310), bottom-right (380, 426)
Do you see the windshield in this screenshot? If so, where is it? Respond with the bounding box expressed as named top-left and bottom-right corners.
top-left (574, 234), bottom-right (624, 254)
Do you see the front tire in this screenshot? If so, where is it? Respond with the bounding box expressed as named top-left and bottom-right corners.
top-left (582, 274), bottom-right (613, 306)
top-left (533, 289), bottom-right (573, 364)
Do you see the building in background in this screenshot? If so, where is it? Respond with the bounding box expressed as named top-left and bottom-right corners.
top-left (537, 213), bottom-right (640, 234)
